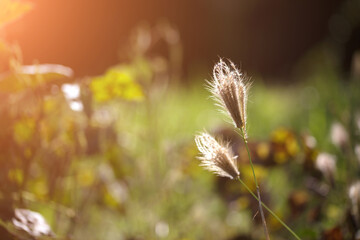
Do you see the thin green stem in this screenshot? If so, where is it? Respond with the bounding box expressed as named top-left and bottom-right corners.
top-left (238, 177), bottom-right (301, 240)
top-left (239, 128), bottom-right (270, 240)
top-left (240, 128), bottom-right (258, 187)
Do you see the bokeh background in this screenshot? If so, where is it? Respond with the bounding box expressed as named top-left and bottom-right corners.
top-left (1, 0), bottom-right (360, 239)
top-left (5, 0), bottom-right (360, 78)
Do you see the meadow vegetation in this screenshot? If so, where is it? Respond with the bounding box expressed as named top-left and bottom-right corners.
top-left (1, 1), bottom-right (360, 239)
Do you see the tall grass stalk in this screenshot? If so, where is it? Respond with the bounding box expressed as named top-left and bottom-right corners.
top-left (239, 128), bottom-right (270, 240)
top-left (197, 59), bottom-right (301, 240)
top-left (237, 177), bottom-right (301, 240)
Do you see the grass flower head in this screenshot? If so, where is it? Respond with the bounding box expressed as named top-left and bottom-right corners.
top-left (349, 181), bottom-right (360, 222)
top-left (209, 59), bottom-right (250, 136)
top-left (195, 132), bottom-right (239, 179)
top-left (315, 152), bottom-right (336, 184)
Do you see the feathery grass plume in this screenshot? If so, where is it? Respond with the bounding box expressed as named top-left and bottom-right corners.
top-left (349, 181), bottom-right (360, 223)
top-left (355, 145), bottom-right (360, 164)
top-left (330, 122), bottom-right (349, 148)
top-left (195, 132), bottom-right (239, 179)
top-left (195, 58), bottom-right (302, 240)
top-left (209, 59), bottom-right (250, 136)
top-left (315, 152), bottom-right (336, 185)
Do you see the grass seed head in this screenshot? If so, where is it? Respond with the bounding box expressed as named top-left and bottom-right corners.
top-left (349, 181), bottom-right (360, 221)
top-left (315, 152), bottom-right (336, 184)
top-left (209, 59), bottom-right (250, 137)
top-left (330, 122), bottom-right (349, 149)
top-left (195, 132), bottom-right (239, 179)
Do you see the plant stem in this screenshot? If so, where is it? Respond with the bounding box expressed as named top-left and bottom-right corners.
top-left (239, 128), bottom-right (270, 240)
top-left (237, 177), bottom-right (301, 240)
